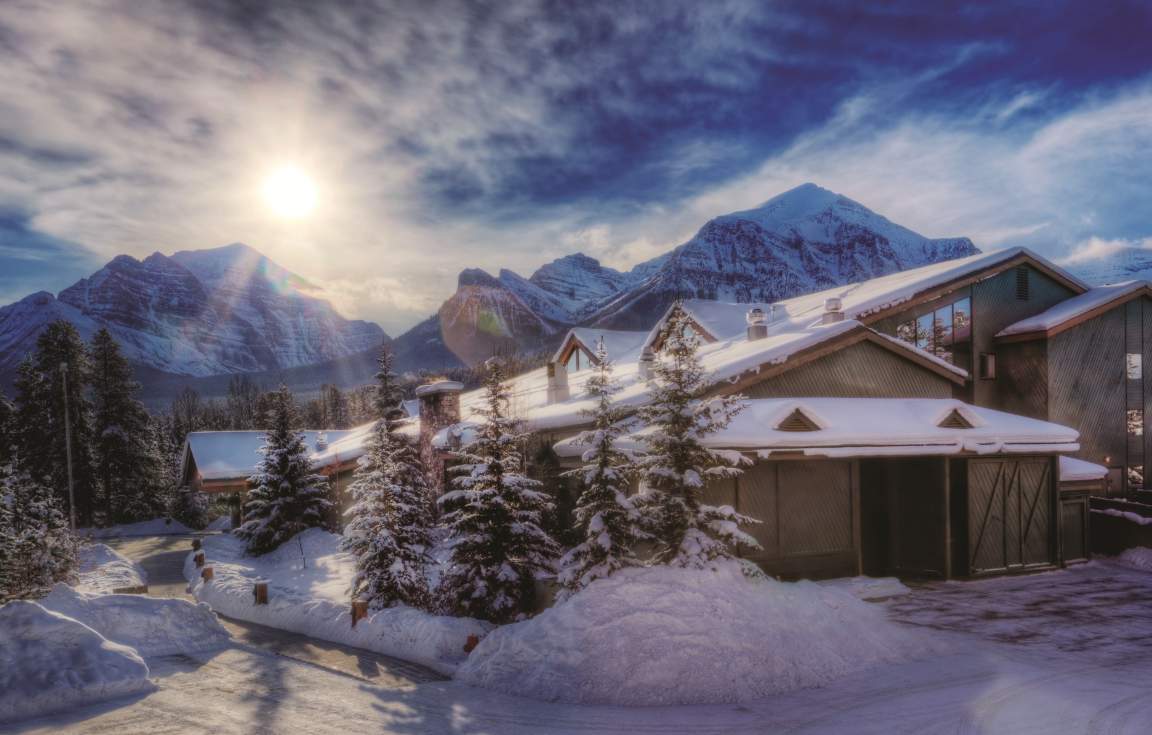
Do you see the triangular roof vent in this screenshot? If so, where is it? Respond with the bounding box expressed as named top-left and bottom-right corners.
top-left (938, 409), bottom-right (974, 429)
top-left (776, 409), bottom-right (822, 432)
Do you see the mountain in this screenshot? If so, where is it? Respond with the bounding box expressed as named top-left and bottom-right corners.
top-left (393, 183), bottom-right (978, 363)
top-left (0, 243), bottom-right (387, 391)
top-left (1066, 247), bottom-right (1152, 285)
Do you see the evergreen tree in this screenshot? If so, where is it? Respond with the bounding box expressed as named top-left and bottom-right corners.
top-left (635, 305), bottom-right (759, 567)
top-left (438, 359), bottom-right (560, 623)
top-left (342, 348), bottom-right (435, 610)
top-left (1, 460), bottom-right (77, 598)
top-left (557, 339), bottom-right (645, 597)
top-left (170, 484), bottom-right (210, 530)
top-left (90, 328), bottom-right (162, 522)
top-left (236, 385), bottom-right (331, 555)
top-left (14, 320), bottom-right (97, 526)
top-left (0, 391), bottom-right (14, 467)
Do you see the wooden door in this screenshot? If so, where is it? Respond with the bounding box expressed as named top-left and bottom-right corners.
top-left (968, 458), bottom-right (1054, 574)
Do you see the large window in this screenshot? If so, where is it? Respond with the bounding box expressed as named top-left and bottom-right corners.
top-left (895, 297), bottom-right (972, 366)
top-left (1128, 409), bottom-right (1144, 437)
top-left (1127, 353), bottom-right (1142, 380)
top-left (564, 347), bottom-right (591, 373)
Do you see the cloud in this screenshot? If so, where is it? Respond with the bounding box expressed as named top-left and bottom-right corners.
top-left (1059, 237), bottom-right (1152, 265)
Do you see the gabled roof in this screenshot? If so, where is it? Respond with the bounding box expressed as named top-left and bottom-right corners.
top-left (550, 327), bottom-right (648, 366)
top-left (554, 398), bottom-right (1080, 460)
top-left (996, 281), bottom-right (1152, 341)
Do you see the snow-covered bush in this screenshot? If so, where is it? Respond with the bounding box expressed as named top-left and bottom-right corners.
top-left (456, 561), bottom-right (937, 705)
top-left (170, 484), bottom-right (210, 530)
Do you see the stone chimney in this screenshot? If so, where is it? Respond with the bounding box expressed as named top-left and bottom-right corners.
top-left (638, 347), bottom-right (656, 380)
top-left (415, 380), bottom-right (464, 495)
top-left (546, 361), bottom-right (570, 404)
top-left (822, 297), bottom-right (845, 324)
top-left (746, 307), bottom-right (768, 341)
top-left (315, 431), bottom-right (329, 452)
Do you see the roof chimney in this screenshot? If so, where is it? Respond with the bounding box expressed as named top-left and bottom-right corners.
top-left (546, 361), bottom-right (570, 404)
top-left (415, 380), bottom-right (464, 494)
top-left (315, 431), bottom-right (328, 452)
top-left (822, 297), bottom-right (844, 324)
top-left (638, 347), bottom-right (656, 380)
top-left (746, 307), bottom-right (768, 341)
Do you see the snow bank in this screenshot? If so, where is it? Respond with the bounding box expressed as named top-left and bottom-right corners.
top-left (82, 517), bottom-right (194, 538)
top-left (0, 601), bottom-right (154, 723)
top-left (206, 515), bottom-right (233, 531)
top-left (40, 584), bottom-right (230, 657)
top-left (185, 528), bottom-right (491, 675)
top-left (76, 543), bottom-right (147, 594)
top-left (819, 575), bottom-right (911, 600)
top-left (456, 562), bottom-right (937, 705)
top-left (1116, 547), bottom-right (1152, 571)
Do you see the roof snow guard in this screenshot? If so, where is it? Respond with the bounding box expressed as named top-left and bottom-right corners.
top-left (554, 398), bottom-right (1079, 460)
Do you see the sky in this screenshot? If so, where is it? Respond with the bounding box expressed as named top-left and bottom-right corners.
top-left (1, 0), bottom-right (1150, 336)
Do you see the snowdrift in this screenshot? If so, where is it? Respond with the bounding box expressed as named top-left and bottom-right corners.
top-left (186, 528), bottom-right (491, 675)
top-left (76, 543), bottom-right (147, 594)
top-left (456, 562), bottom-right (937, 705)
top-left (1116, 547), bottom-right (1152, 571)
top-left (40, 584), bottom-right (230, 657)
top-left (0, 601), bottom-right (154, 723)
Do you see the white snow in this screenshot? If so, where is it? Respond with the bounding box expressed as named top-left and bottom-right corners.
top-left (185, 430), bottom-right (353, 482)
top-left (1059, 455), bottom-right (1109, 482)
top-left (996, 281), bottom-right (1150, 337)
top-left (549, 327), bottom-right (649, 366)
top-left (556, 398), bottom-right (1080, 459)
top-left (184, 528), bottom-right (492, 675)
top-left (1115, 546), bottom-right (1152, 570)
top-left (206, 515), bottom-right (233, 531)
top-left (1092, 507), bottom-right (1152, 526)
top-left (819, 576), bottom-right (911, 601)
top-left (39, 584), bottom-right (230, 657)
top-left (455, 561), bottom-right (938, 706)
top-left (81, 517), bottom-right (194, 538)
top-left (0, 600), bottom-right (154, 723)
top-left (76, 544), bottom-right (147, 594)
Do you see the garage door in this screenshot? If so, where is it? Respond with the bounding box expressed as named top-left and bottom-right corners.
top-left (968, 458), bottom-right (1054, 574)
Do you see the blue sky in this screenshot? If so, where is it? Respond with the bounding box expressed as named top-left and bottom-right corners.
top-left (1, 0), bottom-right (1150, 333)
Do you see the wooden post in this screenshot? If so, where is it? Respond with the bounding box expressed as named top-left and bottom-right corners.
top-left (253, 582), bottom-right (269, 605)
top-left (192, 538), bottom-right (202, 551)
top-left (194, 551), bottom-right (205, 568)
top-left (463, 634), bottom-right (480, 654)
top-left (111, 585), bottom-right (149, 595)
top-left (201, 566), bottom-right (214, 582)
top-left (351, 599), bottom-right (368, 627)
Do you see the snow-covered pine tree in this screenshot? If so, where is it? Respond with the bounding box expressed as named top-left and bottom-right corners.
top-left (0, 468), bottom-right (14, 600)
top-left (342, 348), bottom-right (435, 610)
top-left (13, 321), bottom-right (97, 526)
top-left (557, 338), bottom-right (644, 597)
top-left (0, 391), bottom-right (15, 467)
top-left (438, 359), bottom-right (560, 623)
top-left (170, 484), bottom-right (211, 530)
top-left (235, 385), bottom-right (331, 555)
top-left (90, 328), bottom-right (163, 522)
top-left (635, 304), bottom-right (759, 568)
top-left (1, 459), bottom-right (77, 598)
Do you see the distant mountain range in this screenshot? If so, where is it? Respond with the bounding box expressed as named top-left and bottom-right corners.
top-left (24, 182), bottom-right (1141, 404)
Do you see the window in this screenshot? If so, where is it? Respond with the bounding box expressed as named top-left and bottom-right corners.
top-left (565, 347), bottom-right (589, 373)
top-left (1128, 465), bottom-right (1145, 490)
top-left (979, 353), bottom-right (997, 380)
top-left (1128, 353), bottom-right (1143, 380)
top-left (1128, 409), bottom-right (1144, 436)
top-left (895, 295), bottom-right (973, 367)
top-left (1015, 266), bottom-right (1030, 300)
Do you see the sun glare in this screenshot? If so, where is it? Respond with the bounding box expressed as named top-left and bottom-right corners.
top-left (262, 166), bottom-right (317, 219)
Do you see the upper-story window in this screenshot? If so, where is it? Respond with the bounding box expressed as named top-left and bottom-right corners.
top-left (1127, 353), bottom-right (1142, 380)
top-left (894, 296), bottom-right (972, 366)
top-left (565, 346), bottom-right (591, 373)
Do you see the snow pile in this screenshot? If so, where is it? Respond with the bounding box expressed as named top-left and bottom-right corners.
top-left (206, 515), bottom-right (233, 531)
top-left (819, 576), bottom-right (911, 600)
top-left (186, 528), bottom-right (491, 675)
top-left (0, 601), bottom-right (154, 723)
top-left (456, 562), bottom-right (937, 705)
top-left (76, 543), bottom-right (147, 594)
top-left (40, 584), bottom-right (230, 657)
top-left (82, 517), bottom-right (194, 538)
top-left (1116, 547), bottom-right (1152, 571)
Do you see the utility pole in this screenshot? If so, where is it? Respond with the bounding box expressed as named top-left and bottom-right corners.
top-left (61, 361), bottom-right (77, 532)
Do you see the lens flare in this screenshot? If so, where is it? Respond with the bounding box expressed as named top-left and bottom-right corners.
top-left (262, 166), bottom-right (317, 219)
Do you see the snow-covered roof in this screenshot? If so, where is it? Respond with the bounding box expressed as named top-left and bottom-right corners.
top-left (550, 327), bottom-right (648, 364)
top-left (553, 398), bottom-right (1080, 460)
top-left (185, 429), bottom-right (356, 481)
top-left (997, 281), bottom-right (1152, 338)
top-left (1059, 455), bottom-right (1108, 482)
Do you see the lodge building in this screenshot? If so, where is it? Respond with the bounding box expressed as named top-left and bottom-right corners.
top-left (182, 247), bottom-right (1152, 581)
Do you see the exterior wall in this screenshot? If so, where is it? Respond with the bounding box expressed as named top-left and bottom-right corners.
top-left (741, 340), bottom-right (954, 399)
top-left (995, 339), bottom-right (1049, 420)
top-left (1048, 308), bottom-right (1127, 488)
top-left (704, 459), bottom-right (859, 579)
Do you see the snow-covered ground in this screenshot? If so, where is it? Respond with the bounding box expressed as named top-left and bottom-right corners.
top-left (457, 562), bottom-right (937, 705)
top-left (184, 528), bottom-right (491, 675)
top-left (82, 518), bottom-right (195, 538)
top-left (0, 601), bottom-right (155, 724)
top-left (76, 544), bottom-right (147, 594)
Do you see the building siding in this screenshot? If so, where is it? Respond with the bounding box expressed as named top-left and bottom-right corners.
top-left (995, 339), bottom-right (1049, 420)
top-left (741, 340), bottom-right (954, 399)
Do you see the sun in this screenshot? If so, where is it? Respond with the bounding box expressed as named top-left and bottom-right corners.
top-left (261, 166), bottom-right (317, 219)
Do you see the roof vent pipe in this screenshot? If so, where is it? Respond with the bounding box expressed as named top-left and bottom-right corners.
top-left (638, 347), bottom-right (656, 380)
top-left (822, 297), bottom-right (844, 324)
top-left (746, 307), bottom-right (768, 341)
top-left (315, 431), bottom-right (328, 452)
top-left (546, 361), bottom-right (570, 404)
